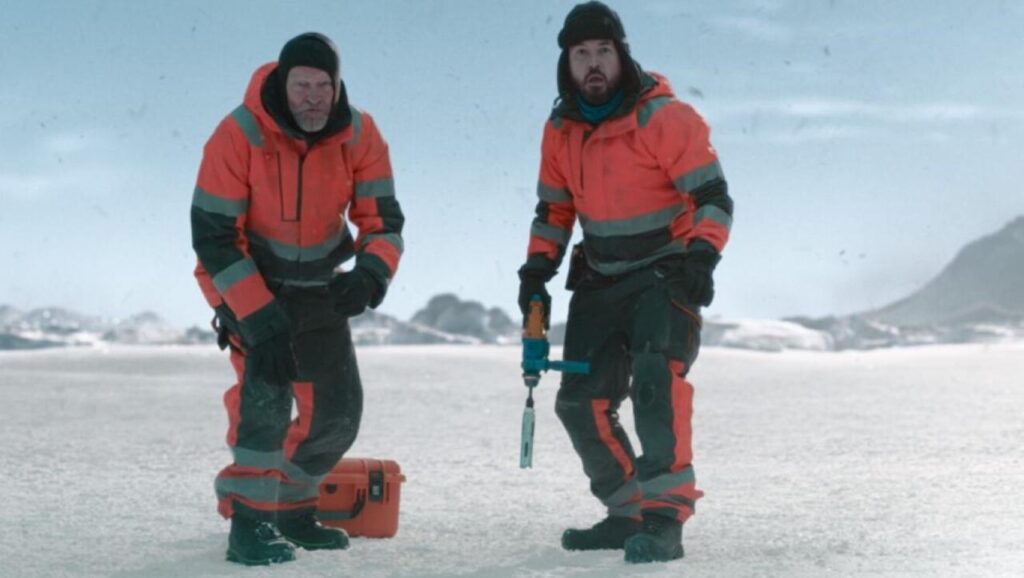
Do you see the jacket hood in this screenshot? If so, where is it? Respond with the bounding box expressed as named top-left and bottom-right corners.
top-left (243, 62), bottom-right (352, 144)
top-left (639, 71), bottom-right (676, 100)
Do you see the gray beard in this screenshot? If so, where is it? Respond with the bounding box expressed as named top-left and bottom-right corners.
top-left (295, 115), bottom-right (328, 133)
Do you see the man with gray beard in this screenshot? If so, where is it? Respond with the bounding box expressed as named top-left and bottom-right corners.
top-left (191, 32), bottom-right (404, 565)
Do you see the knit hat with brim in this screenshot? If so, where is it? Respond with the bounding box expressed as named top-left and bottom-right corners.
top-left (557, 1), bottom-right (626, 49)
top-left (555, 2), bottom-right (640, 102)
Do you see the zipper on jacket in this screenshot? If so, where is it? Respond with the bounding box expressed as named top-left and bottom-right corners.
top-left (293, 153), bottom-right (306, 280)
top-left (277, 153), bottom-right (286, 220)
top-left (296, 153), bottom-right (306, 225)
top-left (279, 152), bottom-right (305, 224)
top-left (580, 130), bottom-right (593, 190)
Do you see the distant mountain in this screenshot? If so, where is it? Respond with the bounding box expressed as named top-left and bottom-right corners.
top-left (0, 305), bottom-right (21, 326)
top-left (409, 294), bottom-right (519, 344)
top-left (5, 218), bottom-right (1023, 354)
top-left (349, 309), bottom-right (482, 346)
top-left (101, 311), bottom-right (189, 345)
top-left (868, 216), bottom-right (1024, 326)
top-left (0, 307), bottom-right (215, 350)
top-left (0, 296), bottom-right (515, 350)
top-left (10, 306), bottom-right (109, 335)
top-left (788, 216), bottom-right (1024, 349)
top-left (1, 306), bottom-right (109, 348)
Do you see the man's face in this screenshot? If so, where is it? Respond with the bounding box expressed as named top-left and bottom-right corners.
top-left (285, 66), bottom-right (334, 132)
top-left (568, 39), bottom-right (622, 104)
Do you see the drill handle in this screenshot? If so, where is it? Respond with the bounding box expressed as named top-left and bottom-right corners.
top-left (524, 295), bottom-right (546, 339)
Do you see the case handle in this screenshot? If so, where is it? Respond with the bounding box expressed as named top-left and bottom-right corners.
top-left (318, 487), bottom-right (366, 521)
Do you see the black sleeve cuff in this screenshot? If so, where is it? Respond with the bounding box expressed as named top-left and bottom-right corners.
top-left (686, 239), bottom-right (721, 268)
top-left (355, 253), bottom-right (391, 308)
top-left (519, 254), bottom-right (558, 283)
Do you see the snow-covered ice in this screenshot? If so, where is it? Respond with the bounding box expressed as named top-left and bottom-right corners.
top-left (1, 343), bottom-right (1022, 577)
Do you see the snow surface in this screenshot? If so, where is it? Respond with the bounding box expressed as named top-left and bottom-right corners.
top-left (1, 343), bottom-right (1023, 577)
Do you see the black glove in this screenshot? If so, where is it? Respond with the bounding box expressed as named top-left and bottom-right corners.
top-left (329, 268), bottom-right (380, 317)
top-left (246, 330), bottom-right (297, 386)
top-left (518, 270), bottom-right (552, 329)
top-left (666, 242), bottom-right (721, 307)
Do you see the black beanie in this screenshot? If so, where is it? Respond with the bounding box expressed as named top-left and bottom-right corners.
top-left (554, 2), bottom-right (640, 103)
top-left (278, 32), bottom-right (340, 88)
top-left (557, 1), bottom-right (626, 49)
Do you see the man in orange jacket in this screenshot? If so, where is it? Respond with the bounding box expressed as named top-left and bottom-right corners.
top-left (518, 2), bottom-right (733, 563)
top-left (191, 32), bottom-right (403, 566)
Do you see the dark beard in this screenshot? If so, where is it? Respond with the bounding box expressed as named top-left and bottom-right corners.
top-left (578, 84), bottom-right (615, 105)
top-left (576, 73), bottom-right (620, 105)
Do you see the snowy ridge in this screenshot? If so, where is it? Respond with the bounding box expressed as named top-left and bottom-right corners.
top-left (0, 294), bottom-right (521, 350)
top-left (703, 318), bottom-right (833, 352)
top-left (4, 306), bottom-right (1022, 353)
top-left (4, 216), bottom-right (1023, 352)
top-left (0, 306), bottom-right (214, 349)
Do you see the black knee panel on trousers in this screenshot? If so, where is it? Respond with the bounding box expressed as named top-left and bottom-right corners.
top-left (630, 352), bottom-right (680, 478)
top-left (554, 386), bottom-right (591, 432)
top-left (630, 352), bottom-right (672, 410)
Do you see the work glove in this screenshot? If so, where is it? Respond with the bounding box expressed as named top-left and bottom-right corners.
top-left (329, 267), bottom-right (380, 318)
top-left (246, 329), bottom-right (297, 387)
top-left (518, 269), bottom-right (552, 329)
top-left (664, 242), bottom-right (721, 307)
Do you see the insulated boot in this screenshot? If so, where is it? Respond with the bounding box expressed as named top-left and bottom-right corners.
top-left (624, 513), bottom-right (684, 563)
top-left (561, 515), bottom-right (641, 551)
top-left (277, 511), bottom-right (350, 550)
top-left (226, 516), bottom-right (296, 566)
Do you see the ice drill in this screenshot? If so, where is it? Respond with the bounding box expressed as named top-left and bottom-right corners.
top-left (520, 295), bottom-right (590, 468)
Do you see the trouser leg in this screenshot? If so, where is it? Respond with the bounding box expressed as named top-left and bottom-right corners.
top-left (629, 283), bottom-right (704, 523)
top-left (556, 287), bottom-right (641, 518)
top-left (214, 305), bottom-right (362, 522)
top-left (215, 336), bottom-right (295, 521)
top-left (277, 322), bottom-right (363, 521)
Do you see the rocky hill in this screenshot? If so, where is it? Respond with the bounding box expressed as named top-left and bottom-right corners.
top-left (787, 216), bottom-right (1024, 349)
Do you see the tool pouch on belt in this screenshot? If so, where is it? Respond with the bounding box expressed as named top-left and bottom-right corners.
top-left (565, 243), bottom-right (587, 291)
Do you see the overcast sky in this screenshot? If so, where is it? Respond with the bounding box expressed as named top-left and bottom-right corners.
top-left (2, 0), bottom-right (1022, 328)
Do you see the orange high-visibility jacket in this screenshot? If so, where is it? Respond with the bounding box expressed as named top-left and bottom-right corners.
top-left (525, 71), bottom-right (731, 277)
top-left (191, 63), bottom-right (403, 344)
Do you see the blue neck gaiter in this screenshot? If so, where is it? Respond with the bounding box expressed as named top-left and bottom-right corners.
top-left (577, 89), bottom-right (625, 124)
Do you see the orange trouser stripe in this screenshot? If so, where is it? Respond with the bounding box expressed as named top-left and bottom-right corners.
top-left (668, 360), bottom-right (695, 470)
top-left (224, 345), bottom-right (245, 447)
top-left (591, 399), bottom-right (636, 479)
